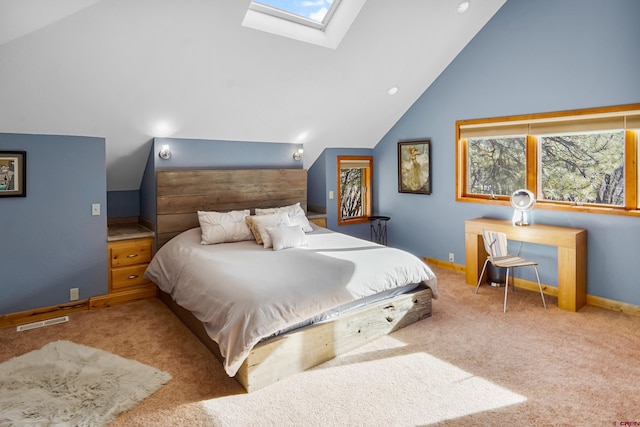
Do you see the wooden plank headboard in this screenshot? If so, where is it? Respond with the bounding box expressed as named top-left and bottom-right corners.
top-left (156, 169), bottom-right (307, 248)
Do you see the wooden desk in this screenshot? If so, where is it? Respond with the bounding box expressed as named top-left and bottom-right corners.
top-left (465, 218), bottom-right (587, 312)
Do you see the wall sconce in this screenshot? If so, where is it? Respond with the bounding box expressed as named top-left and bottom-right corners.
top-left (293, 148), bottom-right (304, 161)
top-left (158, 144), bottom-right (171, 160)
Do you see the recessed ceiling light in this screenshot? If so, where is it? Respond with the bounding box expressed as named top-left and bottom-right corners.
top-left (457, 1), bottom-right (470, 14)
top-left (388, 86), bottom-right (399, 96)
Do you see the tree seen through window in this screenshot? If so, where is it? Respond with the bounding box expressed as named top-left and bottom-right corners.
top-left (540, 131), bottom-right (624, 205)
top-left (466, 136), bottom-right (526, 197)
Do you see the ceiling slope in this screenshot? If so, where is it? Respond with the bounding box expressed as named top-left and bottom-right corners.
top-left (0, 0), bottom-right (506, 191)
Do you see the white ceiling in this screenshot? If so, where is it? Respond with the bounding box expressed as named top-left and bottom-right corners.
top-left (0, 0), bottom-right (506, 191)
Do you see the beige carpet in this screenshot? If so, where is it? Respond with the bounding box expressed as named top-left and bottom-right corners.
top-left (1, 266), bottom-right (639, 426)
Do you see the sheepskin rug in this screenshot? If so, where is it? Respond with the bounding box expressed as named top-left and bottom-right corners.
top-left (0, 340), bottom-right (171, 426)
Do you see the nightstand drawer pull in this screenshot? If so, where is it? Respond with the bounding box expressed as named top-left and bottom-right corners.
top-left (111, 264), bottom-right (150, 290)
top-left (110, 239), bottom-right (152, 267)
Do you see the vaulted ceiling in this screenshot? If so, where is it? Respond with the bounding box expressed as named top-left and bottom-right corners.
top-left (0, 0), bottom-right (506, 191)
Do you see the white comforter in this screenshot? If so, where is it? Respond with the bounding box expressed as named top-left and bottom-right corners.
top-left (144, 226), bottom-right (437, 376)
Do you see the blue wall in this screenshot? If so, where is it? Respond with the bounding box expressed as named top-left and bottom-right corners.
top-left (0, 133), bottom-right (107, 314)
top-left (371, 0), bottom-right (640, 306)
top-left (307, 150), bottom-right (327, 212)
top-left (107, 190), bottom-right (139, 218)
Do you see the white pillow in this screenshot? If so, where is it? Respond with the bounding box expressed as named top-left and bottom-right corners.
top-left (266, 225), bottom-right (308, 251)
top-left (255, 202), bottom-right (313, 232)
top-left (245, 212), bottom-right (292, 248)
top-left (197, 210), bottom-right (254, 245)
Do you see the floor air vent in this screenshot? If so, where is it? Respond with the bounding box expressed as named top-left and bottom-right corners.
top-left (16, 316), bottom-right (69, 332)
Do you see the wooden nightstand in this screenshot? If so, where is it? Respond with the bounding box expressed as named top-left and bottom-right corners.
top-left (90, 224), bottom-right (157, 309)
top-left (109, 237), bottom-right (153, 292)
top-left (307, 211), bottom-right (327, 228)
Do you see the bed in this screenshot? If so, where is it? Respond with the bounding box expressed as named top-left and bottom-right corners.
top-left (146, 169), bottom-right (437, 392)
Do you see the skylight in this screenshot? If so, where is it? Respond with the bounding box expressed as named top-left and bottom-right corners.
top-left (249, 0), bottom-right (342, 31)
top-left (243, 0), bottom-right (366, 49)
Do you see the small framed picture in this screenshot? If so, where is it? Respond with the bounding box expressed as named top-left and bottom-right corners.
top-left (398, 139), bottom-right (431, 194)
top-left (0, 151), bottom-right (27, 197)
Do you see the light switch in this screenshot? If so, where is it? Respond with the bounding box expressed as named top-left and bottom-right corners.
top-left (329, 191), bottom-right (334, 200)
top-left (91, 203), bottom-right (100, 216)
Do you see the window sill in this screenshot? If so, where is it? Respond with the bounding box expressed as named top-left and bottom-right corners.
top-left (338, 217), bottom-right (370, 226)
top-left (457, 196), bottom-right (640, 218)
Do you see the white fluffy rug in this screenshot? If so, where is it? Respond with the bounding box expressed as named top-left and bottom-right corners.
top-left (0, 340), bottom-right (171, 426)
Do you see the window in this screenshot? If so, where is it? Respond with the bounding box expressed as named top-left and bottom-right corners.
top-left (539, 131), bottom-right (625, 206)
top-left (456, 104), bottom-right (640, 215)
top-left (243, 0), bottom-right (365, 49)
top-left (337, 156), bottom-right (372, 225)
top-left (466, 136), bottom-right (526, 198)
top-left (249, 0), bottom-right (342, 31)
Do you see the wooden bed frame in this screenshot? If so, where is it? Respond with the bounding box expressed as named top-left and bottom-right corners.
top-left (153, 168), bottom-right (434, 392)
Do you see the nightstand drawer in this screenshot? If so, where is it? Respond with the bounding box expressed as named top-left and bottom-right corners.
top-left (111, 264), bottom-right (150, 290)
top-left (110, 240), bottom-right (152, 267)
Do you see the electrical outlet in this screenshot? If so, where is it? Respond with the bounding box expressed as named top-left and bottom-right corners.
top-left (448, 252), bottom-right (455, 263)
top-left (70, 288), bottom-right (79, 301)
